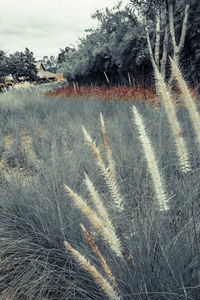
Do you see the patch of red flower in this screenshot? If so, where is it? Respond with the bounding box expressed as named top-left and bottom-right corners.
top-left (44, 85), bottom-right (199, 107)
top-left (44, 85), bottom-right (157, 104)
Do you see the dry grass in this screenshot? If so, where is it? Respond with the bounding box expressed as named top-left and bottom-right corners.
top-left (0, 128), bottom-right (71, 184)
top-left (63, 58), bottom-right (200, 298)
top-left (44, 84), bottom-right (199, 108)
top-left (154, 63), bottom-right (191, 173)
top-left (82, 125), bottom-right (124, 212)
top-left (1, 58), bottom-right (199, 299)
top-left (64, 184), bottom-right (123, 257)
top-left (80, 224), bottom-right (119, 293)
top-left (0, 131), bottom-right (36, 184)
top-left (132, 105), bottom-right (169, 211)
top-left (170, 57), bottom-right (200, 145)
top-left (64, 241), bottom-right (120, 300)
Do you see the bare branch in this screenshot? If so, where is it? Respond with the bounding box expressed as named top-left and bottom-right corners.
top-left (154, 6), bottom-right (161, 68)
top-left (160, 2), bottom-right (169, 77)
top-left (145, 0), bottom-right (153, 15)
top-left (145, 17), bottom-right (156, 70)
top-left (168, 0), bottom-right (177, 52)
top-left (177, 1), bottom-right (190, 54)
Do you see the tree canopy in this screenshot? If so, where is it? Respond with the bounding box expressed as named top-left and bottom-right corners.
top-left (0, 48), bottom-right (38, 82)
top-left (1, 0), bottom-right (199, 87)
top-left (57, 0), bottom-right (200, 87)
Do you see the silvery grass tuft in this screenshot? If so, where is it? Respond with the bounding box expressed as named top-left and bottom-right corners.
top-left (63, 59), bottom-right (199, 299)
top-left (0, 64), bottom-right (200, 299)
top-left (64, 184), bottom-right (122, 258)
top-left (100, 112), bottom-right (117, 183)
top-left (64, 107), bottom-right (171, 298)
top-left (132, 105), bottom-right (169, 211)
top-left (81, 122), bottom-right (124, 212)
top-left (64, 241), bottom-right (120, 300)
top-left (170, 57), bottom-right (200, 145)
top-left (64, 103), bottom-right (174, 297)
top-left (154, 62), bottom-right (191, 173)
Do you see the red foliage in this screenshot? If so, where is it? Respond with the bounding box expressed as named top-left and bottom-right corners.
top-left (44, 85), bottom-right (157, 104)
top-left (44, 85), bottom-right (199, 107)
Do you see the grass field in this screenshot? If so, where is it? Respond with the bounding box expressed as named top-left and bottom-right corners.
top-left (0, 66), bottom-right (200, 299)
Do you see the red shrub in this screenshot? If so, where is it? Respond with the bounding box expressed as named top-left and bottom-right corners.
top-left (44, 85), bottom-right (198, 106)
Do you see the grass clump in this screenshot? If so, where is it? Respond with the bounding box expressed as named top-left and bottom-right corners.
top-left (0, 59), bottom-right (200, 299)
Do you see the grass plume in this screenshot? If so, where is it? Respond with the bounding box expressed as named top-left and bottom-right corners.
top-left (154, 64), bottom-right (191, 173)
top-left (103, 71), bottom-right (110, 86)
top-left (84, 172), bottom-right (117, 233)
top-left (170, 57), bottom-right (200, 145)
top-left (80, 224), bottom-right (119, 293)
top-left (64, 184), bottom-right (122, 257)
top-left (132, 105), bottom-right (169, 211)
top-left (82, 124), bottom-right (124, 212)
top-left (100, 112), bottom-right (117, 183)
top-left (64, 241), bottom-right (120, 300)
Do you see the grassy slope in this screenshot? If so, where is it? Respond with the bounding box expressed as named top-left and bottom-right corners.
top-left (0, 87), bottom-right (199, 299)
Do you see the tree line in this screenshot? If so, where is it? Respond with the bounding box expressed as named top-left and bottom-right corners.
top-left (1, 0), bottom-right (199, 87)
top-left (0, 48), bottom-right (38, 82)
top-left (0, 48), bottom-right (57, 82)
top-left (57, 0), bottom-right (200, 87)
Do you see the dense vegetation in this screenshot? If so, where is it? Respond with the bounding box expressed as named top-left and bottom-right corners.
top-left (0, 48), bottom-right (38, 82)
top-left (0, 1), bottom-right (200, 299)
top-left (0, 66), bottom-right (200, 298)
top-left (1, 0), bottom-right (200, 88)
top-left (57, 0), bottom-right (200, 86)
top-left (0, 0), bottom-right (200, 86)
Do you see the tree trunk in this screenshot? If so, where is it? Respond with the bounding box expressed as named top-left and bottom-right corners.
top-left (168, 0), bottom-right (190, 83)
top-left (160, 2), bottom-right (169, 79)
top-left (145, 16), bottom-right (156, 70)
top-left (143, 0), bottom-right (191, 99)
top-left (155, 6), bottom-right (161, 69)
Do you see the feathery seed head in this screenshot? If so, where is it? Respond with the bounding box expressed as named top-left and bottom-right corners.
top-left (82, 125), bottom-right (93, 144)
top-left (64, 241), bottom-right (120, 299)
top-left (100, 112), bottom-right (104, 127)
top-left (153, 62), bottom-right (191, 173)
top-left (80, 224), bottom-right (120, 293)
top-left (132, 105), bottom-right (170, 211)
top-left (100, 112), bottom-right (116, 182)
top-left (170, 57), bottom-right (200, 146)
top-left (64, 184), bottom-right (123, 257)
top-left (83, 172), bottom-right (118, 235)
top-left (81, 124), bottom-right (124, 212)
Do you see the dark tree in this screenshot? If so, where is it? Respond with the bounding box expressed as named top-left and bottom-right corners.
top-left (8, 48), bottom-right (38, 81)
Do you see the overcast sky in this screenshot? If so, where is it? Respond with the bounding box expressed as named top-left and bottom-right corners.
top-left (0, 0), bottom-right (129, 60)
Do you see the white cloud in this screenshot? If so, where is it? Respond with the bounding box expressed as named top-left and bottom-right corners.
top-left (0, 0), bottom-right (129, 59)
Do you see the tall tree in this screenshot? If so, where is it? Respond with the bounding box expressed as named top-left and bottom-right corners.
top-left (130, 0), bottom-right (191, 81)
top-left (57, 2), bottom-right (152, 86)
top-left (0, 50), bottom-right (9, 81)
top-left (8, 48), bottom-right (38, 81)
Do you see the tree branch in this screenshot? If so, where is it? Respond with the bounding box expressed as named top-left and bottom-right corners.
top-left (168, 0), bottom-right (177, 52)
top-left (155, 5), bottom-right (161, 68)
top-left (145, 16), bottom-right (156, 70)
top-left (145, 0), bottom-right (153, 15)
top-left (160, 14), bottom-right (169, 78)
top-left (177, 0), bottom-right (190, 54)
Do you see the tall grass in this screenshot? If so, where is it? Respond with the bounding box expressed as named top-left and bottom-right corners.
top-left (0, 60), bottom-right (199, 299)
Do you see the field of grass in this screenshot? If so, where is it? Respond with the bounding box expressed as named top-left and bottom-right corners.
top-left (0, 65), bottom-right (200, 299)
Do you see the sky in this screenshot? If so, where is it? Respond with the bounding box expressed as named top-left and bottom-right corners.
top-left (0, 0), bottom-right (130, 60)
